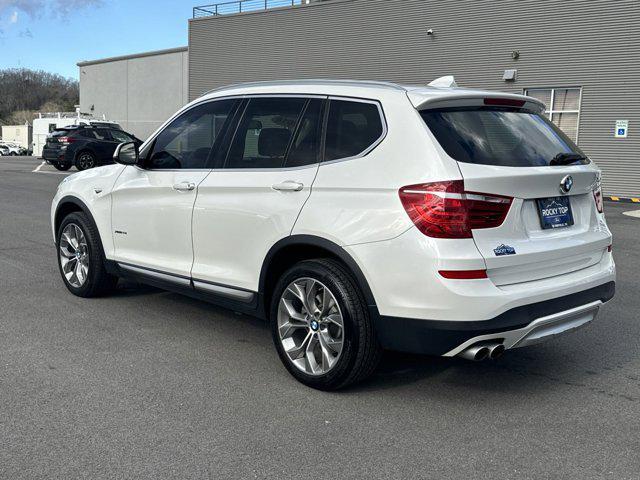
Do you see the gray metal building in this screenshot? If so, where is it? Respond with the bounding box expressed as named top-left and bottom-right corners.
top-left (78, 47), bottom-right (189, 140)
top-left (188, 0), bottom-right (640, 198)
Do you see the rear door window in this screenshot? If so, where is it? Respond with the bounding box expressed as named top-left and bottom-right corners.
top-left (225, 97), bottom-right (307, 169)
top-left (77, 129), bottom-right (98, 139)
top-left (94, 128), bottom-right (112, 141)
top-left (324, 99), bottom-right (384, 161)
top-left (420, 107), bottom-right (587, 167)
top-left (285, 98), bottom-right (324, 168)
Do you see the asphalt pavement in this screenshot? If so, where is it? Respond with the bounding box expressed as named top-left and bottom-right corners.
top-left (1, 157), bottom-right (639, 479)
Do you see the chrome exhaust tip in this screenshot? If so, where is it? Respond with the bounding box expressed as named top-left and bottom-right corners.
top-left (458, 344), bottom-right (490, 362)
top-left (457, 342), bottom-right (505, 361)
top-left (487, 343), bottom-right (505, 360)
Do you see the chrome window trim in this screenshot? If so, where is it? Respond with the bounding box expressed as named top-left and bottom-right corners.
top-left (139, 92), bottom-right (388, 172)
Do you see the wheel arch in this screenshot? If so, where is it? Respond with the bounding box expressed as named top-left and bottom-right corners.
top-left (54, 196), bottom-right (96, 243)
top-left (258, 235), bottom-right (378, 319)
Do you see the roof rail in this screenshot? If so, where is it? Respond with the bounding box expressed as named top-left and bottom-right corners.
top-left (201, 78), bottom-right (407, 97)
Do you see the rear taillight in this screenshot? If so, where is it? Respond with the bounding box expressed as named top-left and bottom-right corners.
top-left (58, 136), bottom-right (77, 144)
top-left (399, 180), bottom-right (513, 239)
top-left (593, 186), bottom-right (604, 213)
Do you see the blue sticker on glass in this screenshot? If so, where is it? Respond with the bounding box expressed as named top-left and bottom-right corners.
top-left (494, 244), bottom-right (516, 256)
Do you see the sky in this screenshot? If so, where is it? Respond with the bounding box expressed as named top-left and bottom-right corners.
top-left (0, 0), bottom-right (194, 79)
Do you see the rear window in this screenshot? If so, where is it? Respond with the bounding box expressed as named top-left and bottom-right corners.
top-left (420, 107), bottom-right (587, 167)
top-left (49, 129), bottom-right (73, 138)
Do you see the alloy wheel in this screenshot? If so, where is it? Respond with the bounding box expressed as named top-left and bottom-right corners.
top-left (78, 153), bottom-right (95, 169)
top-left (277, 278), bottom-right (344, 376)
top-left (59, 223), bottom-right (90, 288)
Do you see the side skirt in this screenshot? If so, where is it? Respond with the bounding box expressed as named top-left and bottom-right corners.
top-left (105, 260), bottom-right (263, 318)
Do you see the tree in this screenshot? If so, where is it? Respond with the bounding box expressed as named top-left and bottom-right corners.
top-left (0, 68), bottom-right (79, 125)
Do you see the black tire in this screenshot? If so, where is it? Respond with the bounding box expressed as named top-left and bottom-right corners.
top-left (75, 151), bottom-right (96, 171)
top-left (56, 212), bottom-right (118, 297)
top-left (52, 162), bottom-right (71, 171)
top-left (270, 258), bottom-right (382, 390)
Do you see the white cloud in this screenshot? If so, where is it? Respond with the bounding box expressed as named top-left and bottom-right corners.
top-left (0, 0), bottom-right (103, 19)
top-left (9, 9), bottom-right (17, 22)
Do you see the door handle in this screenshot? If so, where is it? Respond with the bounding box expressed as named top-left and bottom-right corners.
top-left (272, 181), bottom-right (304, 192)
top-left (173, 181), bottom-right (196, 192)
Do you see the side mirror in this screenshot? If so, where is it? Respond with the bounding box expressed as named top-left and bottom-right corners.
top-left (114, 141), bottom-right (139, 166)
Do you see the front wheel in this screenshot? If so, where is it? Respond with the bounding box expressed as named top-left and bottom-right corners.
top-left (75, 152), bottom-right (96, 170)
top-left (270, 258), bottom-right (381, 390)
top-left (57, 212), bottom-right (118, 297)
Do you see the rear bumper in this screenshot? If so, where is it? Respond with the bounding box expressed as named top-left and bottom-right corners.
top-left (373, 281), bottom-right (615, 355)
top-left (42, 147), bottom-right (69, 163)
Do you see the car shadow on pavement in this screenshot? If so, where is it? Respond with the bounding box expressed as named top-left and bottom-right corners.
top-left (107, 280), bottom-right (637, 400)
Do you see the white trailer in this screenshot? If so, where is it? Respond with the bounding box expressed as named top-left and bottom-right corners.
top-left (1, 124), bottom-right (32, 151)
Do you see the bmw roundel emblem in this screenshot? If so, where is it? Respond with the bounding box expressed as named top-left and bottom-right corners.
top-left (560, 175), bottom-right (574, 194)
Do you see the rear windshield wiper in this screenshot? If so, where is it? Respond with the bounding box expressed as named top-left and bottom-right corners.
top-left (550, 152), bottom-right (587, 166)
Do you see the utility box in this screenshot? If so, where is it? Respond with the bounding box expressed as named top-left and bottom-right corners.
top-left (1, 124), bottom-right (33, 150)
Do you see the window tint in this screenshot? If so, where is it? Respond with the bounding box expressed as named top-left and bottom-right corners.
top-left (110, 129), bottom-right (134, 143)
top-left (77, 129), bottom-right (97, 139)
top-left (226, 97), bottom-right (307, 169)
top-left (94, 128), bottom-right (111, 140)
top-left (420, 107), bottom-right (586, 167)
top-left (325, 100), bottom-right (384, 161)
top-left (146, 99), bottom-right (237, 170)
top-left (285, 99), bottom-right (323, 167)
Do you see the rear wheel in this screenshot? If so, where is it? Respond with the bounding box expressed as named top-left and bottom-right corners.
top-left (270, 258), bottom-right (381, 390)
top-left (56, 212), bottom-right (118, 297)
top-left (75, 152), bottom-right (96, 170)
top-left (52, 162), bottom-right (71, 171)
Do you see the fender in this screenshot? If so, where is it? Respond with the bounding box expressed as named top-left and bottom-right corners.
top-left (53, 195), bottom-right (96, 244)
top-left (258, 234), bottom-right (379, 318)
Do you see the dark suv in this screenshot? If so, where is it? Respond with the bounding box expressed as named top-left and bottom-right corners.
top-left (43, 125), bottom-right (142, 171)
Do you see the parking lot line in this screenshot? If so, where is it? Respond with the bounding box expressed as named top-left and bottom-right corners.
top-left (622, 209), bottom-right (640, 218)
top-left (32, 161), bottom-right (46, 172)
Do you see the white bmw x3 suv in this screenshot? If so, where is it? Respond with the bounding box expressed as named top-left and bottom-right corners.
top-left (51, 79), bottom-right (615, 390)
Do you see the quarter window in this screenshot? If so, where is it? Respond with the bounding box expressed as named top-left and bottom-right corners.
top-left (525, 88), bottom-right (581, 142)
top-left (324, 100), bottom-right (384, 161)
top-left (146, 99), bottom-right (237, 170)
top-left (226, 97), bottom-right (307, 169)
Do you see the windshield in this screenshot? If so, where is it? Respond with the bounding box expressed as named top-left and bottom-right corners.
top-left (420, 107), bottom-right (588, 167)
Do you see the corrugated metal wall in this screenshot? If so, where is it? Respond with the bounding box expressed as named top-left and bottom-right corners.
top-left (189, 0), bottom-right (640, 197)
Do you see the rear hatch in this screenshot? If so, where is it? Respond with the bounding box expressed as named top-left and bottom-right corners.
top-left (419, 98), bottom-right (610, 286)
